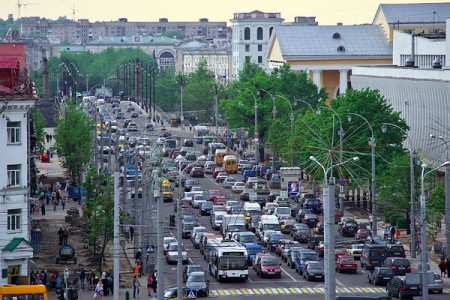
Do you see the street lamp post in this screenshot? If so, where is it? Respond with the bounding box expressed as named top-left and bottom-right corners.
top-left (430, 134), bottom-right (450, 257)
top-left (309, 156), bottom-right (359, 300)
top-left (241, 88), bottom-right (259, 164)
top-left (382, 123), bottom-right (417, 258)
top-left (178, 74), bottom-right (185, 131)
top-left (348, 113), bottom-right (377, 236)
top-left (420, 161), bottom-right (450, 300)
top-left (258, 88), bottom-right (277, 169)
top-left (274, 94), bottom-right (294, 167)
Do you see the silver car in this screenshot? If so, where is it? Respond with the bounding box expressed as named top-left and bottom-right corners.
top-left (428, 272), bottom-right (443, 294)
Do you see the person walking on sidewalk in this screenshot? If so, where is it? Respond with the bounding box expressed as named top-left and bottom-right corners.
top-left (446, 258), bottom-right (450, 278)
top-left (147, 274), bottom-right (153, 297)
top-left (40, 198), bottom-right (46, 215)
top-left (438, 259), bottom-right (446, 277)
top-left (390, 225), bottom-right (396, 243)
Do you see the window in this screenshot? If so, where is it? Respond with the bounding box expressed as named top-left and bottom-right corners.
top-left (7, 164), bottom-right (21, 187)
top-left (332, 32), bottom-right (341, 39)
top-left (337, 46), bottom-right (345, 52)
top-left (257, 27), bottom-right (263, 40)
top-left (7, 121), bottom-right (20, 144)
top-left (245, 45), bottom-right (250, 52)
top-left (258, 45), bottom-right (262, 52)
top-left (7, 209), bottom-right (21, 231)
top-left (269, 27), bottom-right (274, 37)
top-left (245, 56), bottom-right (251, 64)
top-left (244, 27), bottom-right (250, 40)
top-left (258, 56), bottom-right (263, 64)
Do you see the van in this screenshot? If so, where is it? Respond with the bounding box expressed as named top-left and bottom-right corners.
top-left (223, 155), bottom-right (238, 173)
top-left (0, 285), bottom-right (48, 300)
top-left (243, 170), bottom-right (256, 182)
top-left (214, 149), bottom-right (228, 166)
top-left (243, 202), bottom-right (261, 217)
top-left (360, 244), bottom-right (389, 270)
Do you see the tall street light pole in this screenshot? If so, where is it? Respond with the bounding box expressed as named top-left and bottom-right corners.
top-left (430, 134), bottom-right (450, 257)
top-left (241, 88), bottom-right (259, 164)
top-left (258, 88), bottom-right (277, 169)
top-left (213, 84), bottom-right (218, 136)
top-left (420, 161), bottom-right (450, 300)
top-left (309, 156), bottom-right (359, 300)
top-left (348, 113), bottom-right (377, 235)
top-left (178, 74), bottom-right (185, 131)
top-left (274, 94), bottom-right (294, 167)
top-left (382, 123), bottom-right (416, 257)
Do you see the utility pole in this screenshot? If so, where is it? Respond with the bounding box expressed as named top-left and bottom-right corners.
top-left (214, 84), bottom-right (218, 136)
top-left (179, 74), bottom-right (185, 131)
top-left (113, 171), bottom-right (120, 299)
top-left (177, 164), bottom-right (183, 300)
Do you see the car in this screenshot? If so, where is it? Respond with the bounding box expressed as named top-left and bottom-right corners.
top-left (355, 229), bottom-right (372, 240)
top-left (166, 242), bottom-right (188, 264)
top-left (339, 220), bottom-right (359, 237)
top-left (254, 254), bottom-right (281, 278)
top-left (190, 167), bottom-right (205, 178)
top-left (303, 198), bottom-right (322, 214)
top-left (302, 213), bottom-right (319, 228)
top-left (183, 265), bottom-right (204, 282)
top-left (185, 271), bottom-right (209, 297)
top-left (200, 201), bottom-right (214, 215)
top-left (290, 203), bottom-right (302, 217)
top-left (213, 196), bottom-right (227, 206)
top-left (334, 209), bottom-right (344, 223)
top-left (264, 203), bottom-right (279, 215)
top-left (279, 219), bottom-right (296, 234)
top-left (339, 216), bottom-right (357, 226)
top-left (224, 200), bottom-right (240, 213)
top-left (163, 287), bottom-right (187, 300)
top-left (381, 257), bottom-right (411, 275)
top-left (174, 199), bottom-right (191, 212)
top-left (292, 226), bottom-right (311, 243)
top-left (191, 226), bottom-right (208, 248)
top-left (295, 250), bottom-right (319, 274)
top-left (285, 247), bottom-right (304, 268)
top-left (368, 267), bottom-right (395, 286)
top-left (231, 182), bottom-right (246, 193)
top-left (184, 179), bottom-right (198, 192)
top-left (223, 177), bottom-right (237, 189)
top-left (335, 255), bottom-right (358, 273)
top-left (295, 209), bottom-right (313, 222)
top-left (212, 167), bottom-right (225, 178)
top-left (182, 222), bottom-right (196, 238)
top-left (116, 112), bottom-right (125, 119)
top-left (269, 173), bottom-right (281, 189)
top-left (163, 236), bottom-right (177, 255)
top-left (386, 244), bottom-right (406, 258)
top-left (208, 190), bottom-right (224, 202)
top-left (276, 240), bottom-right (300, 258)
top-left (303, 261), bottom-right (325, 281)
top-left (346, 244), bottom-right (365, 259)
top-left (215, 172), bottom-right (228, 183)
top-left (192, 194), bottom-right (207, 209)
top-left (240, 188), bottom-right (253, 201)
top-left (313, 222), bottom-right (324, 235)
top-left (184, 139), bottom-right (194, 147)
top-left (386, 275), bottom-right (421, 299)
top-left (267, 191), bottom-right (281, 202)
top-left (428, 272), bottom-right (443, 294)
top-left (131, 111), bottom-right (139, 118)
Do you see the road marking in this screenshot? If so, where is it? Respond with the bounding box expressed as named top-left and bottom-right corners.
top-left (247, 289), bottom-right (255, 295)
top-left (301, 288), bottom-right (309, 293)
top-left (275, 288), bottom-right (284, 294)
top-left (367, 288), bottom-right (376, 293)
top-left (223, 290), bottom-right (231, 296)
top-left (336, 279), bottom-right (345, 287)
top-left (282, 288), bottom-right (291, 294)
top-left (294, 288), bottom-right (302, 294)
top-left (355, 287), bottom-right (364, 293)
top-left (217, 290), bottom-right (225, 296)
top-left (252, 288), bottom-right (261, 294)
top-left (281, 267), bottom-right (297, 281)
top-left (373, 287), bottom-right (384, 293)
top-left (188, 258), bottom-right (194, 264)
top-left (264, 288), bottom-right (272, 294)
top-left (247, 276), bottom-right (252, 282)
top-left (228, 289), bottom-right (236, 295)
top-left (258, 288), bottom-right (267, 294)
top-left (211, 290), bottom-right (219, 296)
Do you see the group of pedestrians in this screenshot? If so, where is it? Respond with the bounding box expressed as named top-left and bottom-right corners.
top-left (32, 182), bottom-right (68, 215)
top-left (438, 258), bottom-right (450, 278)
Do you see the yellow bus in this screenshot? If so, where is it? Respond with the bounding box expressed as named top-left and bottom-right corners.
top-left (161, 179), bottom-right (174, 202)
top-left (223, 155), bottom-right (238, 173)
top-left (214, 149), bottom-right (228, 166)
top-left (0, 285), bottom-right (48, 300)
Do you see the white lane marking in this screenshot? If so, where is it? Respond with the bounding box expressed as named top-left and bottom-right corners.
top-left (336, 278), bottom-right (345, 287)
top-left (367, 288), bottom-right (376, 293)
top-left (344, 287), bottom-right (351, 293)
top-left (282, 288), bottom-right (291, 294)
top-left (234, 289), bottom-right (242, 295)
top-left (247, 289), bottom-right (255, 295)
top-left (294, 288), bottom-right (303, 294)
top-left (270, 288), bottom-right (278, 294)
top-left (307, 287), bottom-right (315, 293)
top-left (259, 288), bottom-right (267, 294)
top-left (188, 258), bottom-right (194, 264)
top-left (223, 290), bottom-right (231, 296)
top-left (211, 290), bottom-right (219, 296)
top-left (247, 276), bottom-right (253, 282)
top-left (281, 267), bottom-right (297, 281)
top-left (355, 287), bottom-right (363, 292)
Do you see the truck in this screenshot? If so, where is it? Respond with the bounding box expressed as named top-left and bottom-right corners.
top-left (280, 167), bottom-right (302, 198)
top-left (221, 214), bottom-right (246, 237)
top-left (256, 215), bottom-right (280, 241)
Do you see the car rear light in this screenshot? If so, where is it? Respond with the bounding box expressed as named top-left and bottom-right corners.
top-left (390, 266), bottom-right (397, 270)
top-left (400, 287), bottom-right (409, 291)
top-left (406, 266), bottom-right (411, 271)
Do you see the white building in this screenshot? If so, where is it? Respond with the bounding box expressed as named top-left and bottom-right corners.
top-left (230, 10), bottom-right (284, 79)
top-left (0, 98), bottom-right (36, 285)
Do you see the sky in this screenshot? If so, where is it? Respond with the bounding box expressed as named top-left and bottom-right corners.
top-left (1, 0), bottom-right (449, 25)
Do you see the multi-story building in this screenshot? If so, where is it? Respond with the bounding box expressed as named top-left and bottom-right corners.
top-left (230, 10), bottom-right (284, 79)
top-left (372, 2), bottom-right (450, 43)
top-left (20, 17), bottom-right (228, 45)
top-left (0, 42), bottom-right (37, 285)
top-left (176, 41), bottom-right (232, 82)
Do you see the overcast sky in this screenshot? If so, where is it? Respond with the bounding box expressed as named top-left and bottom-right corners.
top-left (1, 0), bottom-right (448, 25)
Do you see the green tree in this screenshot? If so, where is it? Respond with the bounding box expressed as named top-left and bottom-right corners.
top-left (53, 103), bottom-right (93, 186)
top-left (32, 109), bottom-right (46, 152)
top-left (155, 66), bottom-right (178, 112)
top-left (84, 168), bottom-right (114, 270)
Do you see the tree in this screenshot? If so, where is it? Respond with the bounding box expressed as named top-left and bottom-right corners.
top-left (83, 168), bottom-right (114, 270)
top-left (53, 103), bottom-right (93, 186)
top-left (32, 108), bottom-right (46, 153)
top-left (155, 66), bottom-right (178, 112)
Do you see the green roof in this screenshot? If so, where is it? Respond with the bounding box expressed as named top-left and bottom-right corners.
top-left (3, 237), bottom-right (32, 251)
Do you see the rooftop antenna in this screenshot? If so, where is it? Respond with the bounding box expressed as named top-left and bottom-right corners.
top-left (72, 3), bottom-right (79, 21)
top-left (16, 0), bottom-right (38, 20)
top-left (433, 11), bottom-right (436, 33)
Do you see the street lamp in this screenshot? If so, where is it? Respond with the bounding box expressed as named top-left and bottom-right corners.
top-left (274, 93), bottom-right (294, 167)
top-left (420, 161), bottom-right (450, 300)
top-left (258, 88), bottom-right (277, 169)
top-left (317, 105), bottom-right (345, 213)
top-left (240, 87), bottom-right (259, 164)
top-left (177, 73), bottom-right (186, 131)
top-left (309, 155), bottom-right (359, 300)
top-left (430, 133), bottom-right (450, 258)
top-left (347, 112), bottom-right (377, 236)
top-left (382, 123), bottom-right (417, 258)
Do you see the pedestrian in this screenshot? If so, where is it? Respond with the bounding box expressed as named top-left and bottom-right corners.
top-left (147, 274), bottom-right (153, 297)
top-left (56, 274), bottom-right (62, 291)
top-left (61, 197), bottom-right (66, 210)
top-left (129, 225), bottom-right (134, 243)
top-left (438, 259), bottom-right (446, 277)
top-left (46, 134), bottom-right (50, 143)
top-left (53, 198), bottom-right (58, 211)
top-left (40, 198), bottom-right (46, 216)
top-left (383, 227), bottom-right (389, 240)
top-left (79, 268), bottom-right (86, 291)
top-left (446, 258), bottom-right (450, 278)
top-left (390, 225), bottom-right (396, 243)
top-left (395, 229), bottom-right (401, 241)
top-left (63, 228), bottom-right (69, 244)
top-left (153, 270), bottom-right (157, 294)
top-left (65, 178), bottom-right (70, 192)
top-left (30, 197), bottom-right (36, 214)
top-left (94, 280), bottom-right (103, 300)
top-left (58, 228), bottom-right (64, 245)
top-left (368, 214), bottom-right (373, 229)
top-left (132, 276), bottom-right (139, 299)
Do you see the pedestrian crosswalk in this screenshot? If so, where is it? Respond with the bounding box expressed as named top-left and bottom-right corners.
top-left (208, 287), bottom-right (450, 297)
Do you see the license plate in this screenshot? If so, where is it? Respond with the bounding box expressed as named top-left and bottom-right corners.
top-left (346, 265), bottom-right (353, 267)
top-left (268, 272), bottom-right (274, 274)
top-left (372, 261), bottom-right (378, 264)
top-left (410, 287), bottom-right (417, 290)
top-left (399, 267), bottom-right (405, 269)
top-left (315, 276), bottom-right (322, 278)
top-left (383, 277), bottom-right (390, 279)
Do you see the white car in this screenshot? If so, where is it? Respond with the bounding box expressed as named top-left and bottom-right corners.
top-left (231, 182), bottom-right (246, 193)
top-left (223, 177), bottom-right (236, 189)
top-left (163, 236), bottom-right (177, 255)
top-left (216, 173), bottom-right (228, 183)
top-left (192, 194), bottom-right (207, 208)
top-left (190, 226), bottom-right (208, 246)
top-left (346, 244), bottom-right (364, 259)
top-left (166, 242), bottom-right (188, 264)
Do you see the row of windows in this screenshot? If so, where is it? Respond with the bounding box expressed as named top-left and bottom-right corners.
top-left (244, 27), bottom-right (274, 40)
top-left (245, 45), bottom-right (263, 52)
top-left (245, 56), bottom-right (264, 64)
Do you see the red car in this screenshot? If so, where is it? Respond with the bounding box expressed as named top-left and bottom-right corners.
top-left (355, 229), bottom-right (372, 240)
top-left (212, 167), bottom-right (225, 178)
top-left (334, 209), bottom-right (343, 223)
top-left (213, 196), bottom-right (227, 205)
top-left (208, 190), bottom-right (223, 202)
top-left (335, 255), bottom-right (357, 274)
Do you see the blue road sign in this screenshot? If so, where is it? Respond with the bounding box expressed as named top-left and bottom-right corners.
top-left (287, 181), bottom-right (300, 196)
top-left (186, 289), bottom-right (197, 300)
top-left (146, 244), bottom-right (155, 253)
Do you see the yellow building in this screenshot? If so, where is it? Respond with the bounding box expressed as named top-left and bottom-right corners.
top-left (266, 25), bottom-right (392, 99)
top-left (372, 2), bottom-right (450, 43)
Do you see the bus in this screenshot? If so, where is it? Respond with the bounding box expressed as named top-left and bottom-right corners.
top-left (208, 240), bottom-right (248, 281)
top-left (0, 285), bottom-right (48, 300)
top-left (194, 125), bottom-right (210, 144)
top-left (208, 143), bottom-right (226, 161)
top-left (214, 149), bottom-right (228, 166)
top-left (164, 139), bottom-right (177, 149)
top-left (223, 155), bottom-right (238, 173)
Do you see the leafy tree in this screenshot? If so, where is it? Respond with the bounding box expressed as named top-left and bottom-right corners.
top-left (84, 168), bottom-right (114, 270)
top-left (53, 103), bottom-right (93, 186)
top-left (32, 108), bottom-right (46, 152)
top-left (155, 66), bottom-right (178, 112)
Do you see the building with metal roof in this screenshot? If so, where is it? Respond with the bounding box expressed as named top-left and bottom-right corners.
top-left (267, 24), bottom-right (392, 99)
top-left (373, 2), bottom-right (450, 43)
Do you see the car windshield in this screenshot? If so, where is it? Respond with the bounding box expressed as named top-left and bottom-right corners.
top-left (228, 225), bottom-right (245, 231)
top-left (219, 256), bottom-right (248, 270)
top-left (247, 248), bottom-right (260, 255)
top-left (305, 214), bottom-right (316, 219)
top-left (379, 269), bottom-right (394, 275)
top-left (340, 257), bottom-right (354, 262)
top-left (308, 262), bottom-right (322, 268)
top-left (187, 274), bottom-right (205, 282)
top-left (240, 235), bottom-right (257, 243)
top-left (194, 228), bottom-right (208, 233)
top-left (202, 202), bottom-right (213, 208)
top-left (246, 211), bottom-right (261, 216)
top-left (215, 215), bottom-right (224, 221)
top-left (277, 208), bottom-right (290, 214)
top-left (168, 244), bottom-right (185, 251)
top-left (183, 224), bottom-right (195, 230)
top-left (188, 266), bottom-right (203, 273)
top-left (262, 259), bottom-right (278, 266)
top-left (301, 253), bottom-right (318, 260)
top-left (210, 191), bottom-right (220, 195)
top-left (264, 224), bottom-right (281, 231)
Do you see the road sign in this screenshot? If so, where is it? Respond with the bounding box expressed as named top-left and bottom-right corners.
top-left (146, 244), bottom-right (155, 253)
top-left (339, 186), bottom-right (344, 193)
top-left (186, 289), bottom-right (197, 300)
top-left (338, 179), bottom-right (345, 186)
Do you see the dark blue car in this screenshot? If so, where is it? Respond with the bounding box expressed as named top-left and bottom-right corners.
top-left (304, 199), bottom-right (322, 214)
top-left (294, 250), bottom-right (319, 275)
top-left (244, 243), bottom-right (262, 266)
top-left (200, 201), bottom-right (213, 215)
